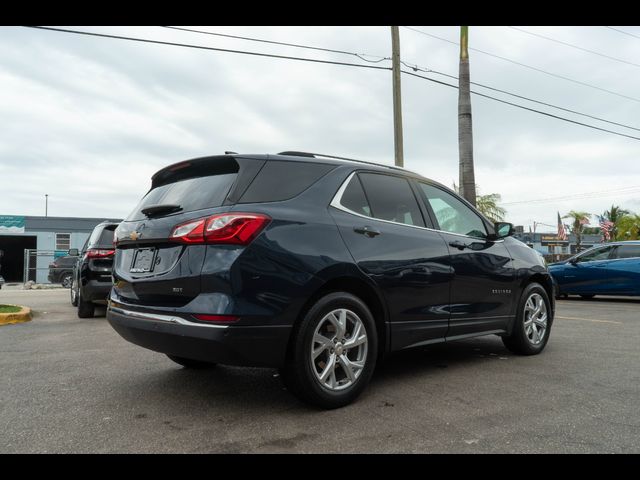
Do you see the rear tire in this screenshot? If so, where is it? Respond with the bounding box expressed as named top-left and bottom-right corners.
top-left (281, 292), bottom-right (378, 409)
top-left (77, 287), bottom-right (95, 318)
top-left (61, 273), bottom-right (73, 289)
top-left (503, 283), bottom-right (551, 355)
top-left (167, 355), bottom-right (217, 369)
top-left (70, 278), bottom-right (79, 306)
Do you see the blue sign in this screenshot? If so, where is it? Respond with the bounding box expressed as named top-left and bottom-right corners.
top-left (0, 215), bottom-right (25, 233)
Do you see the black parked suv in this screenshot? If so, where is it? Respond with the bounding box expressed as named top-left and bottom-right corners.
top-left (48, 255), bottom-right (78, 287)
top-left (107, 152), bottom-right (554, 408)
top-left (71, 221), bottom-right (119, 318)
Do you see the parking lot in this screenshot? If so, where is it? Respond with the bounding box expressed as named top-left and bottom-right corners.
top-left (1, 288), bottom-right (639, 453)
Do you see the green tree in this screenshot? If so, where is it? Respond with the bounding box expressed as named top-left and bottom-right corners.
top-left (458, 26), bottom-right (476, 207)
top-left (563, 211), bottom-right (591, 252)
top-left (616, 214), bottom-right (640, 240)
top-left (603, 204), bottom-right (630, 240)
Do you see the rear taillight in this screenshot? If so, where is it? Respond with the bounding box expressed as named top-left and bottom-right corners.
top-left (86, 249), bottom-right (115, 259)
top-left (169, 213), bottom-right (270, 245)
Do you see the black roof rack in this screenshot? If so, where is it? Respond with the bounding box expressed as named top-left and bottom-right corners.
top-left (276, 151), bottom-right (416, 174)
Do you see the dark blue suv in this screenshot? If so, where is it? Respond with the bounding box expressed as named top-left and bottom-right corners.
top-left (107, 152), bottom-right (554, 408)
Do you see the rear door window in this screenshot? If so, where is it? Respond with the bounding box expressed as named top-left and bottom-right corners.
top-left (612, 245), bottom-right (640, 259)
top-left (339, 175), bottom-right (372, 217)
top-left (238, 161), bottom-right (335, 203)
top-left (358, 173), bottom-right (425, 227)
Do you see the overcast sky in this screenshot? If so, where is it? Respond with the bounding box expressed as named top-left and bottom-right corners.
top-left (1, 25), bottom-right (639, 232)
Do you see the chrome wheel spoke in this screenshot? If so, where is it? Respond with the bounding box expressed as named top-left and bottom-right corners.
top-left (312, 333), bottom-right (333, 360)
top-left (319, 354), bottom-right (337, 383)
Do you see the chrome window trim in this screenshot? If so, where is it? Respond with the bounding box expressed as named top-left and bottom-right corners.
top-left (109, 306), bottom-right (230, 329)
top-left (329, 171), bottom-right (501, 242)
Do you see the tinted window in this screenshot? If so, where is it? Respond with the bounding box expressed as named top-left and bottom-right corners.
top-left (577, 246), bottom-right (614, 262)
top-left (127, 173), bottom-right (238, 221)
top-left (358, 173), bottom-right (425, 227)
top-left (613, 245), bottom-right (640, 259)
top-left (239, 161), bottom-right (335, 203)
top-left (88, 224), bottom-right (118, 248)
top-left (339, 175), bottom-right (371, 217)
top-left (419, 183), bottom-right (487, 238)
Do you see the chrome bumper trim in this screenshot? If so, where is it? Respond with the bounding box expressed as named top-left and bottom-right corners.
top-left (109, 306), bottom-right (230, 329)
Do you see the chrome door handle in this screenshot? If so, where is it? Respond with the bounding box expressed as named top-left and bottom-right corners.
top-left (354, 226), bottom-right (381, 238)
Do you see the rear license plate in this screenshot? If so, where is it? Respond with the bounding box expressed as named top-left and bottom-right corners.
top-left (130, 248), bottom-right (156, 273)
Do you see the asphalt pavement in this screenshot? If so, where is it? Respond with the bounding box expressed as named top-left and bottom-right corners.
top-left (1, 288), bottom-right (639, 453)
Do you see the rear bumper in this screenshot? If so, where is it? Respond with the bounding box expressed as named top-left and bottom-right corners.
top-left (106, 305), bottom-right (291, 368)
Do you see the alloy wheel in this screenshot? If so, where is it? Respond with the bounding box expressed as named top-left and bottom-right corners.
top-left (523, 293), bottom-right (548, 345)
top-left (310, 308), bottom-right (368, 391)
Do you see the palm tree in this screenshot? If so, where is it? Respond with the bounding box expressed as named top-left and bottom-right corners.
top-left (603, 204), bottom-right (630, 240)
top-left (476, 193), bottom-right (506, 223)
top-left (458, 26), bottom-right (476, 207)
top-left (563, 211), bottom-right (590, 252)
top-left (452, 183), bottom-right (506, 222)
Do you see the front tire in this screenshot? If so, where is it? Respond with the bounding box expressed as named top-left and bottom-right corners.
top-left (282, 292), bottom-right (378, 409)
top-left (503, 283), bottom-right (552, 355)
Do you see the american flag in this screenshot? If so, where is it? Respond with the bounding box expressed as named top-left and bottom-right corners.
top-left (598, 215), bottom-right (615, 241)
top-left (557, 212), bottom-right (567, 240)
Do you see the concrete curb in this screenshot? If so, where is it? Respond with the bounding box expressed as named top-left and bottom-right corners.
top-left (0, 305), bottom-right (32, 326)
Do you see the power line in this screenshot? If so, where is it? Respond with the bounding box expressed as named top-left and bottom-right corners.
top-left (501, 186), bottom-right (640, 206)
top-left (605, 26), bottom-right (640, 40)
top-left (165, 26), bottom-right (640, 132)
top-left (402, 26), bottom-right (640, 103)
top-left (400, 61), bottom-right (640, 133)
top-left (160, 25), bottom-right (390, 63)
top-left (507, 26), bottom-right (640, 69)
top-left (23, 26), bottom-right (640, 142)
top-left (22, 26), bottom-right (392, 72)
top-left (401, 70), bottom-right (640, 142)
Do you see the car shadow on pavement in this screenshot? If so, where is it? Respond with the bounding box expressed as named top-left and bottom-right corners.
top-left (108, 336), bottom-right (514, 412)
top-left (373, 335), bottom-right (512, 383)
top-left (560, 296), bottom-right (640, 304)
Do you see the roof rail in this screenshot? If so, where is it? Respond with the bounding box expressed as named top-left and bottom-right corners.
top-left (276, 151), bottom-right (416, 174)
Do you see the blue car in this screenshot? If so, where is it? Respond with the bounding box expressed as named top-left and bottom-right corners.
top-left (549, 241), bottom-right (640, 298)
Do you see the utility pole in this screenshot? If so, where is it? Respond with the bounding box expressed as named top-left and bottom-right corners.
top-left (391, 26), bottom-right (404, 167)
top-left (45, 194), bottom-right (48, 217)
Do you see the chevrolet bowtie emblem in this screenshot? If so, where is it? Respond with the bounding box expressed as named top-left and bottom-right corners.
top-left (130, 231), bottom-right (141, 241)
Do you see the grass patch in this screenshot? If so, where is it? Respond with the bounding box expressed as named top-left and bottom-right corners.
top-left (0, 305), bottom-right (21, 313)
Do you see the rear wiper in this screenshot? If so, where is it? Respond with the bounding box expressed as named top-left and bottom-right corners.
top-left (141, 204), bottom-right (183, 217)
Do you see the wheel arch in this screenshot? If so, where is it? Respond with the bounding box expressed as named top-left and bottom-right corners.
top-left (287, 274), bottom-right (389, 361)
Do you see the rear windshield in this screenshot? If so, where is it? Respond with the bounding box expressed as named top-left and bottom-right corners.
top-left (126, 173), bottom-right (238, 221)
top-left (88, 224), bottom-right (118, 248)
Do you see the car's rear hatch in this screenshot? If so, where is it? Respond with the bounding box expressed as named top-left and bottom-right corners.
top-left (112, 155), bottom-right (264, 307)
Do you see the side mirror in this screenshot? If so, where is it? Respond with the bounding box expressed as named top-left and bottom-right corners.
top-left (569, 258), bottom-right (578, 265)
top-left (489, 222), bottom-right (514, 240)
top-left (68, 248), bottom-right (79, 256)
